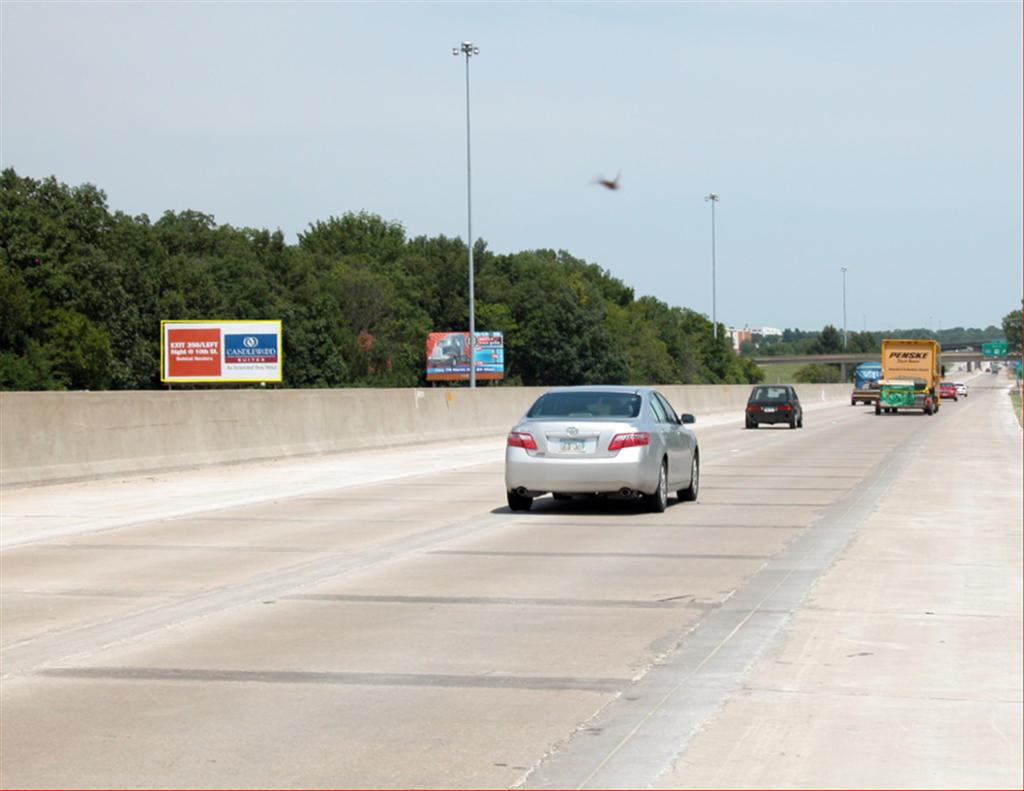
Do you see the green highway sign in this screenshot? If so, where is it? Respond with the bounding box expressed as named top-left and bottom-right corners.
top-left (982, 341), bottom-right (1008, 357)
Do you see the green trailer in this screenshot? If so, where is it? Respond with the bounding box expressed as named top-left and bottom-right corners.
top-left (875, 379), bottom-right (938, 415)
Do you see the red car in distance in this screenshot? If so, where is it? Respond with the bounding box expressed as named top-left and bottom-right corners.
top-left (938, 382), bottom-right (958, 401)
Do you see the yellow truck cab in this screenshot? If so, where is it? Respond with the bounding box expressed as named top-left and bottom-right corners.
top-left (876, 339), bottom-right (942, 416)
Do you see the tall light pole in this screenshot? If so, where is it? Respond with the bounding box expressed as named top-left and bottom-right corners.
top-left (841, 266), bottom-right (848, 350)
top-left (454, 40), bottom-right (479, 386)
top-left (704, 193), bottom-right (719, 340)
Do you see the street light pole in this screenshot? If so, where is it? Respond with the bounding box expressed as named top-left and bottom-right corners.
top-left (841, 266), bottom-right (848, 350)
top-left (454, 41), bottom-right (479, 387)
top-left (704, 193), bottom-right (719, 340)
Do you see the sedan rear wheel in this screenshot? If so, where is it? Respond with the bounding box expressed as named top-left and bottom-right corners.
top-left (507, 490), bottom-right (533, 512)
top-left (643, 460), bottom-right (668, 513)
top-left (678, 453), bottom-right (699, 502)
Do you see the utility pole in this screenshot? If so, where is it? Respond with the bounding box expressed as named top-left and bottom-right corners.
top-left (453, 41), bottom-right (480, 386)
top-left (841, 266), bottom-right (848, 350)
top-left (704, 193), bottom-right (719, 339)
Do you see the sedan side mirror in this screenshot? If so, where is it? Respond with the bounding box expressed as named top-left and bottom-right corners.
top-left (681, 413), bottom-right (696, 424)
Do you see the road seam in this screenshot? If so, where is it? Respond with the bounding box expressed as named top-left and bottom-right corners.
top-left (516, 413), bottom-right (933, 789)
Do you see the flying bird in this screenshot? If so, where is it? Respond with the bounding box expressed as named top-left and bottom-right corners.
top-left (594, 172), bottom-right (621, 190)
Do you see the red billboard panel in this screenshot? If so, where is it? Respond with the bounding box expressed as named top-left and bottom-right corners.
top-left (166, 328), bottom-right (222, 378)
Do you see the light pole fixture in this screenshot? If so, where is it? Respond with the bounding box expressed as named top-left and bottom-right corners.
top-left (704, 193), bottom-right (719, 340)
top-left (453, 41), bottom-right (480, 387)
top-left (841, 266), bottom-right (848, 350)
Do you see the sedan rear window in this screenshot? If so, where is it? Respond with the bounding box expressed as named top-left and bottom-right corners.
top-left (750, 386), bottom-right (790, 402)
top-left (527, 392), bottom-right (642, 419)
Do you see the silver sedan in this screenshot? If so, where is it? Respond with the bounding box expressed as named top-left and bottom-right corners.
top-left (504, 385), bottom-right (699, 512)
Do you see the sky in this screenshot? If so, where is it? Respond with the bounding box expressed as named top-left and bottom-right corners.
top-left (2, 1), bottom-right (1021, 332)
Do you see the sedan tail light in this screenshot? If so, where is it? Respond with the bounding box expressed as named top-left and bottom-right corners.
top-left (746, 404), bottom-right (761, 412)
top-left (608, 432), bottom-right (650, 451)
top-left (507, 432), bottom-right (537, 450)
top-left (779, 404), bottom-right (792, 411)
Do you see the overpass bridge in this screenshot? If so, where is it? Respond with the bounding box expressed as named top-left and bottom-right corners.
top-left (752, 351), bottom-right (988, 364)
top-left (751, 349), bottom-right (1009, 377)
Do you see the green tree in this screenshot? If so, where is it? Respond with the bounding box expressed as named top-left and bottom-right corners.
top-left (1003, 309), bottom-right (1022, 351)
top-left (794, 363), bottom-right (842, 383)
top-left (847, 331), bottom-right (877, 354)
top-left (299, 212), bottom-right (406, 263)
top-left (45, 309), bottom-right (113, 390)
top-left (0, 341), bottom-right (54, 390)
top-left (811, 325), bottom-right (844, 354)
top-left (605, 302), bottom-right (677, 384)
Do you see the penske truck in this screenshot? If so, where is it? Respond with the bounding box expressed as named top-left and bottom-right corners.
top-left (876, 339), bottom-right (942, 416)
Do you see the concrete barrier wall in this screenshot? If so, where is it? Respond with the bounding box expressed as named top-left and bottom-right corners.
top-left (1, 383), bottom-right (852, 487)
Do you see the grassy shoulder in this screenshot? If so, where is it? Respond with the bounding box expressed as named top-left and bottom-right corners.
top-left (758, 363), bottom-right (804, 384)
top-left (1011, 389), bottom-right (1022, 428)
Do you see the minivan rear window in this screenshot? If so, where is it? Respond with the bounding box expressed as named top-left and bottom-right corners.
top-left (527, 392), bottom-right (642, 419)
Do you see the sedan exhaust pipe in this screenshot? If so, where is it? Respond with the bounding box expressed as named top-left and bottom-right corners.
top-left (515, 487), bottom-right (529, 496)
top-left (619, 487), bottom-right (634, 497)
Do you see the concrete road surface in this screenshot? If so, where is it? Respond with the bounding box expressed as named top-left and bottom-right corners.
top-left (2, 375), bottom-right (1020, 789)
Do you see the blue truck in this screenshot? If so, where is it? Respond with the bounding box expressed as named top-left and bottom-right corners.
top-left (851, 361), bottom-right (883, 406)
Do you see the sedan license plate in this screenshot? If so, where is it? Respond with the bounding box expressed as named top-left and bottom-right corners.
top-left (560, 438), bottom-right (586, 453)
top-left (763, 406), bottom-right (776, 413)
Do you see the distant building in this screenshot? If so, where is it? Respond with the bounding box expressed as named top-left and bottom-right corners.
top-left (726, 325), bottom-right (783, 352)
top-left (726, 326), bottom-right (753, 353)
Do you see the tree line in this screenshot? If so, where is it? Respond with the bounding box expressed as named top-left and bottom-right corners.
top-left (744, 323), bottom-right (1007, 358)
top-left (0, 169), bottom-right (763, 391)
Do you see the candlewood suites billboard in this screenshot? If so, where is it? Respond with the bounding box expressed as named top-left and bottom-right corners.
top-left (161, 320), bottom-right (283, 383)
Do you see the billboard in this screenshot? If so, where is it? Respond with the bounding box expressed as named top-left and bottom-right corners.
top-left (426, 331), bottom-right (504, 381)
top-left (161, 320), bottom-right (283, 383)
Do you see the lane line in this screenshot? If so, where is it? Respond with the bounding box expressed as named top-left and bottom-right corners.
top-left (37, 666), bottom-right (628, 693)
top-left (427, 550), bottom-right (768, 561)
top-left (282, 593), bottom-right (719, 611)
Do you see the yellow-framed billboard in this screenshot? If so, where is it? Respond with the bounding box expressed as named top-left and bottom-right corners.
top-left (160, 320), bottom-right (283, 383)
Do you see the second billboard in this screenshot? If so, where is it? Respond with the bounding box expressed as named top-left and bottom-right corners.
top-left (426, 332), bottom-right (504, 381)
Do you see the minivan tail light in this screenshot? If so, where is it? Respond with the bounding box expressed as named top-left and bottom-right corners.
top-left (507, 431), bottom-right (537, 451)
top-left (608, 432), bottom-right (650, 451)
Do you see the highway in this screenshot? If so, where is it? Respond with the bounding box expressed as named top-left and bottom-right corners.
top-left (1, 374), bottom-right (1020, 788)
